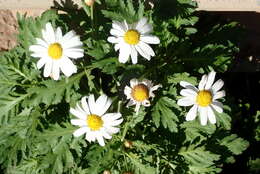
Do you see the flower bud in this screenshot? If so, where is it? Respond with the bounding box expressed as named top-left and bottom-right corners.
top-left (124, 140), bottom-right (133, 149)
top-left (103, 170), bottom-right (111, 174)
top-left (85, 0), bottom-right (95, 6)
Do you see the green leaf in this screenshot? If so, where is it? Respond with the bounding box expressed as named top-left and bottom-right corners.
top-left (219, 134), bottom-right (249, 155)
top-left (152, 96), bottom-right (179, 132)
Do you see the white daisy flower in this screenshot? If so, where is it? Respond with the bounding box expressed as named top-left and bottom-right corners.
top-left (70, 94), bottom-right (123, 146)
top-left (177, 71), bottom-right (226, 126)
top-left (107, 17), bottom-right (160, 64)
top-left (29, 22), bottom-right (84, 80)
top-left (124, 78), bottom-right (161, 112)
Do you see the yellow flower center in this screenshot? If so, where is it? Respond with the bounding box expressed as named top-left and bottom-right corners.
top-left (87, 114), bottom-right (103, 131)
top-left (131, 84), bottom-right (149, 102)
top-left (196, 90), bottom-right (212, 107)
top-left (124, 29), bottom-right (140, 45)
top-left (48, 43), bottom-right (63, 60)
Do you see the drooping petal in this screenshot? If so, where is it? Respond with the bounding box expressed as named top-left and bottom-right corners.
top-left (124, 86), bottom-right (132, 99)
top-left (130, 78), bottom-right (138, 88)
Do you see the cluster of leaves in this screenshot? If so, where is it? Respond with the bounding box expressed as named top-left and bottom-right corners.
top-left (0, 0), bottom-right (250, 173)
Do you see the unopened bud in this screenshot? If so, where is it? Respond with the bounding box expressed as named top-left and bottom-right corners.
top-left (124, 140), bottom-right (133, 149)
top-left (85, 0), bottom-right (95, 6)
top-left (103, 170), bottom-right (111, 174)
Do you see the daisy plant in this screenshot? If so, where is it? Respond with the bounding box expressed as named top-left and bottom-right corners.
top-left (124, 78), bottom-right (161, 113)
top-left (0, 0), bottom-right (251, 174)
top-left (107, 18), bottom-right (160, 64)
top-left (177, 71), bottom-right (226, 125)
top-left (70, 94), bottom-right (123, 146)
top-left (29, 22), bottom-right (84, 80)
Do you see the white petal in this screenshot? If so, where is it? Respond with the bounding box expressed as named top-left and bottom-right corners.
top-left (95, 95), bottom-right (112, 116)
top-left (55, 27), bottom-right (63, 42)
top-left (186, 105), bottom-right (198, 121)
top-left (124, 86), bottom-right (132, 99)
top-left (51, 62), bottom-right (60, 80)
top-left (180, 81), bottom-right (198, 92)
top-left (110, 28), bottom-right (124, 37)
top-left (212, 79), bottom-right (224, 93)
top-left (61, 30), bottom-right (76, 43)
top-left (135, 44), bottom-right (151, 60)
top-left (37, 58), bottom-right (47, 69)
top-left (126, 100), bottom-right (135, 107)
top-left (118, 44), bottom-right (131, 63)
top-left (62, 37), bottom-right (83, 49)
top-left (114, 44), bottom-right (120, 51)
top-left (211, 101), bottom-right (223, 113)
top-left (64, 49), bottom-right (84, 59)
top-left (103, 113), bottom-right (122, 122)
top-left (81, 96), bottom-right (90, 114)
top-left (106, 126), bottom-right (120, 134)
top-left (96, 133), bottom-right (105, 146)
top-left (73, 127), bottom-right (88, 137)
top-left (43, 60), bottom-right (52, 78)
top-left (140, 24), bottom-right (153, 34)
top-left (140, 35), bottom-right (160, 44)
top-left (101, 129), bottom-right (112, 140)
top-left (134, 103), bottom-right (141, 113)
top-left (29, 45), bottom-right (46, 53)
top-left (59, 57), bottom-right (77, 77)
top-left (112, 21), bottom-right (126, 32)
top-left (180, 89), bottom-right (197, 97)
top-left (85, 132), bottom-right (94, 142)
top-left (205, 71), bottom-right (216, 90)
top-left (107, 36), bottom-right (119, 44)
top-left (71, 119), bottom-right (86, 126)
top-left (151, 84), bottom-right (162, 91)
top-left (177, 97), bottom-right (195, 106)
top-left (136, 17), bottom-right (148, 31)
top-left (88, 94), bottom-right (96, 114)
top-left (198, 74), bottom-right (208, 90)
top-left (138, 41), bottom-right (155, 57)
top-left (45, 23), bottom-right (56, 43)
top-left (199, 107), bottom-right (208, 126)
top-left (130, 78), bottom-right (138, 88)
top-left (70, 108), bottom-right (86, 120)
top-left (207, 107), bottom-right (216, 124)
top-left (213, 90), bottom-right (225, 100)
top-left (36, 38), bottom-right (48, 48)
top-left (142, 100), bottom-right (150, 107)
top-left (130, 46), bottom-right (138, 64)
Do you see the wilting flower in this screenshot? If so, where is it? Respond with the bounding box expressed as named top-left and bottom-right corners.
top-left (124, 78), bottom-right (161, 112)
top-left (70, 94), bottom-right (123, 146)
top-left (29, 22), bottom-right (84, 80)
top-left (177, 71), bottom-right (225, 126)
top-left (107, 17), bottom-right (160, 64)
